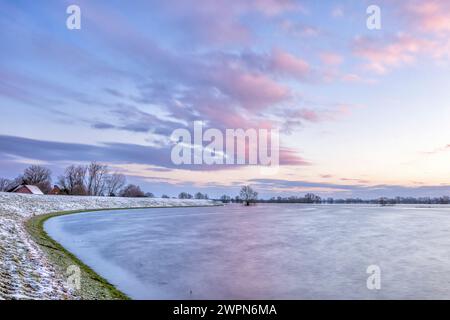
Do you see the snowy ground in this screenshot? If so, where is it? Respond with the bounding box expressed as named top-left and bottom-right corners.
top-left (0, 192), bottom-right (217, 300)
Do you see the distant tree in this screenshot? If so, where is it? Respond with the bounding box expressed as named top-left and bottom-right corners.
top-left (161, 194), bottom-right (170, 198)
top-left (195, 192), bottom-right (203, 199)
top-left (57, 165), bottom-right (87, 195)
top-left (220, 195), bottom-right (231, 203)
top-left (178, 192), bottom-right (193, 199)
top-left (20, 165), bottom-right (52, 194)
top-left (0, 178), bottom-right (12, 192)
top-left (120, 184), bottom-right (145, 197)
top-left (105, 173), bottom-right (126, 196)
top-left (239, 185), bottom-right (258, 206)
top-left (194, 192), bottom-right (209, 200)
top-left (304, 193), bottom-right (321, 204)
top-left (378, 197), bottom-right (388, 206)
top-left (439, 196), bottom-right (450, 204)
top-left (86, 162), bottom-right (109, 196)
top-left (145, 192), bottom-right (155, 198)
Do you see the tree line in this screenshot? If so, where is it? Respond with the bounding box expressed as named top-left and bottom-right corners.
top-left (178, 192), bottom-right (209, 200)
top-left (217, 192), bottom-right (450, 205)
top-left (0, 163), bottom-right (217, 200)
top-left (0, 163), bottom-right (148, 197)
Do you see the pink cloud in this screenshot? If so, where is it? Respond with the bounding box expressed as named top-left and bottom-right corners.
top-left (406, 1), bottom-right (450, 34)
top-left (320, 53), bottom-right (343, 66)
top-left (279, 148), bottom-right (311, 166)
top-left (353, 34), bottom-right (429, 74)
top-left (155, 0), bottom-right (300, 44)
top-left (350, 0), bottom-right (450, 74)
top-left (232, 73), bottom-right (289, 106)
top-left (279, 108), bottom-right (323, 132)
top-left (198, 104), bottom-right (255, 129)
top-left (295, 109), bottom-right (321, 122)
top-left (278, 103), bottom-right (354, 134)
top-left (271, 49), bottom-right (311, 79)
top-left (211, 68), bottom-right (290, 110)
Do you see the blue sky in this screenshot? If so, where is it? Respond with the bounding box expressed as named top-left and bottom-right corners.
top-left (1, 0), bottom-right (450, 198)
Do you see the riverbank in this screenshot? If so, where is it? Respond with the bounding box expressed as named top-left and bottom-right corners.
top-left (0, 192), bottom-right (219, 300)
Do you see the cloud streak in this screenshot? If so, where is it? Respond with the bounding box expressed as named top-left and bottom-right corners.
top-left (0, 135), bottom-right (308, 171)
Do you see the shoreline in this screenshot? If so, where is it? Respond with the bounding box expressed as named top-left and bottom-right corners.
top-left (0, 192), bottom-right (220, 300)
top-left (25, 206), bottom-right (223, 300)
top-left (26, 208), bottom-right (132, 300)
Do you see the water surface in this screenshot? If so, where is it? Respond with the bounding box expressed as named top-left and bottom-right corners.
top-left (45, 204), bottom-right (450, 299)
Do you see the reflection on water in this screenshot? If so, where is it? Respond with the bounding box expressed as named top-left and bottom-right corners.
top-left (45, 204), bottom-right (450, 299)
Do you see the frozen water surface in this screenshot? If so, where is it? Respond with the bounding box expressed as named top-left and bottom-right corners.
top-left (44, 204), bottom-right (450, 299)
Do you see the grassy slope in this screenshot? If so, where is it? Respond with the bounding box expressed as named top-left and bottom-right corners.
top-left (25, 208), bottom-right (134, 300)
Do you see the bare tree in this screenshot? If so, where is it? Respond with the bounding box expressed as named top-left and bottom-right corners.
top-left (220, 195), bottom-right (231, 203)
top-left (0, 178), bottom-right (12, 192)
top-left (105, 173), bottom-right (126, 196)
top-left (239, 185), bottom-right (258, 206)
top-left (21, 165), bottom-right (52, 194)
top-left (195, 192), bottom-right (203, 199)
top-left (86, 162), bottom-right (109, 196)
top-left (7, 176), bottom-right (24, 190)
top-left (304, 193), bottom-right (321, 204)
top-left (194, 192), bottom-right (209, 199)
top-left (178, 192), bottom-right (193, 199)
top-left (58, 165), bottom-right (87, 195)
top-left (120, 184), bottom-right (145, 197)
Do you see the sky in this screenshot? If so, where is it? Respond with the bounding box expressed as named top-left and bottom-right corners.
top-left (1, 0), bottom-right (450, 199)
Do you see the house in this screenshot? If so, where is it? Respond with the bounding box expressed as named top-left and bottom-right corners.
top-left (49, 185), bottom-right (63, 195)
top-left (9, 185), bottom-right (44, 195)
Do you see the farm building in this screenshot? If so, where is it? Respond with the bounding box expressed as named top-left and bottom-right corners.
top-left (49, 185), bottom-right (64, 195)
top-left (9, 185), bottom-right (44, 195)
